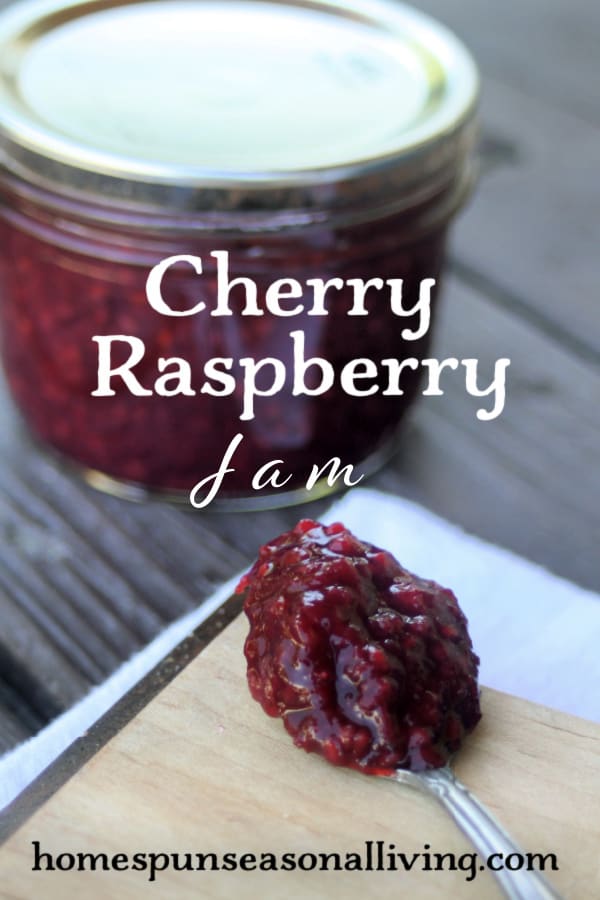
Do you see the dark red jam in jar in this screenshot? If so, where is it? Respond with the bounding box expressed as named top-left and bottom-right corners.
top-left (239, 520), bottom-right (481, 774)
top-left (0, 0), bottom-right (478, 507)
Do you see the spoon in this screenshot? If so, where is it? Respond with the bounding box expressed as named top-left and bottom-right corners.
top-left (385, 765), bottom-right (563, 899)
top-left (239, 519), bottom-right (565, 899)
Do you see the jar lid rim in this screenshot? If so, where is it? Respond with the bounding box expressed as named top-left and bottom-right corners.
top-left (0, 0), bottom-right (479, 207)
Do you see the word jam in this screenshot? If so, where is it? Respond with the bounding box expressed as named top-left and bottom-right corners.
top-left (188, 433), bottom-right (364, 509)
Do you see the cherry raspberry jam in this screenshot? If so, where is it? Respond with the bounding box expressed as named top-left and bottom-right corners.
top-left (0, 0), bottom-right (478, 507)
top-left (239, 520), bottom-right (481, 773)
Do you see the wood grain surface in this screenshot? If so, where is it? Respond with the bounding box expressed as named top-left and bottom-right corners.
top-left (1, 615), bottom-right (599, 900)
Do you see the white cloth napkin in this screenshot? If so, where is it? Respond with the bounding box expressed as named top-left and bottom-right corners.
top-left (1, 487), bottom-right (599, 811)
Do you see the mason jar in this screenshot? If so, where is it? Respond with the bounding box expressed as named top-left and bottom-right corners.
top-left (0, 0), bottom-right (478, 508)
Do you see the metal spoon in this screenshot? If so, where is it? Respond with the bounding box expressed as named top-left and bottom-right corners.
top-left (384, 765), bottom-right (563, 899)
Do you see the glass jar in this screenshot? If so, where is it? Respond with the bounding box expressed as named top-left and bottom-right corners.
top-left (0, 0), bottom-right (478, 508)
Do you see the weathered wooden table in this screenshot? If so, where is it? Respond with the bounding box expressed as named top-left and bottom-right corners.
top-left (0, 0), bottom-right (598, 782)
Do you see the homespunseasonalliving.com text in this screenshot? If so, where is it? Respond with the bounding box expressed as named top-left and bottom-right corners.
top-left (32, 840), bottom-right (558, 884)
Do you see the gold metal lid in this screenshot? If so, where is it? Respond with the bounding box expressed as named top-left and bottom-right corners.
top-left (0, 0), bottom-right (478, 216)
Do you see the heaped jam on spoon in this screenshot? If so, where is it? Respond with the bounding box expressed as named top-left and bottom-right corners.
top-left (238, 520), bottom-right (481, 775)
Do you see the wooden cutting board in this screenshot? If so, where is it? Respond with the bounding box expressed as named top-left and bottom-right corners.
top-left (1, 614), bottom-right (599, 899)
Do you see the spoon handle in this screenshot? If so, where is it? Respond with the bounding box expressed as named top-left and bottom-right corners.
top-left (403, 767), bottom-right (563, 899)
